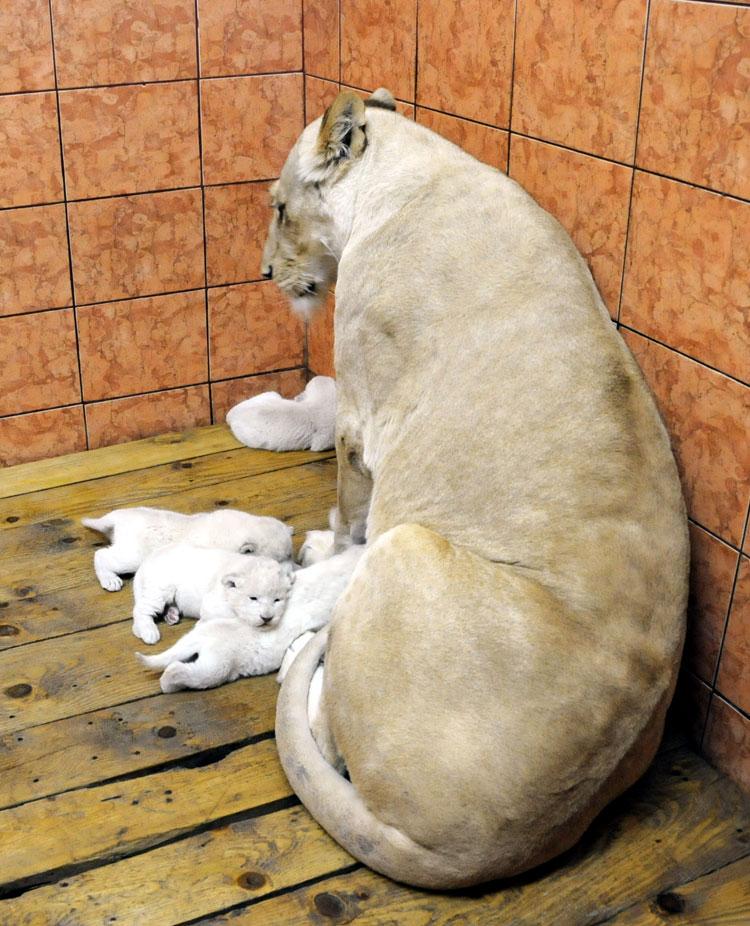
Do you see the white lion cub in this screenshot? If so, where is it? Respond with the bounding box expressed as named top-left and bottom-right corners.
top-left (137, 538), bottom-right (365, 693)
top-left (82, 506), bottom-right (293, 592)
top-left (131, 543), bottom-right (295, 644)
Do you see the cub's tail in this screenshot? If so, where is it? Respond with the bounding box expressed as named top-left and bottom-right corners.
top-left (275, 626), bottom-right (484, 889)
top-left (81, 514), bottom-right (115, 537)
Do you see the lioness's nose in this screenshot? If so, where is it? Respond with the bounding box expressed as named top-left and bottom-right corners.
top-left (262, 265), bottom-right (273, 279)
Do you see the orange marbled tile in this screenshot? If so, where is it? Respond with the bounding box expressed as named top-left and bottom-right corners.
top-left (0, 92), bottom-right (63, 209)
top-left (306, 76), bottom-right (340, 122)
top-left (85, 385), bottom-right (211, 449)
top-left (50, 0), bottom-right (197, 87)
top-left (0, 310), bottom-right (80, 417)
top-left (208, 282), bottom-right (304, 379)
top-left (201, 74), bottom-right (304, 185)
top-left (685, 523), bottom-right (737, 685)
top-left (199, 0), bottom-right (302, 77)
top-left (622, 173), bottom-right (749, 383)
top-left (717, 557), bottom-right (750, 716)
top-left (416, 108), bottom-right (508, 170)
top-left (509, 136), bottom-right (631, 316)
top-left (77, 291), bottom-right (208, 402)
top-left (622, 331), bottom-right (750, 546)
top-left (59, 82), bottom-right (200, 200)
top-left (68, 189), bottom-right (204, 305)
top-left (417, 0), bottom-right (514, 127)
top-left (341, 0), bottom-right (417, 102)
top-left (204, 182), bottom-right (271, 286)
top-left (343, 84), bottom-right (415, 118)
top-left (638, 0), bottom-right (750, 199)
top-left (308, 291), bottom-right (335, 377)
top-left (703, 695), bottom-right (750, 793)
top-left (0, 406), bottom-right (87, 467)
top-left (304, 0), bottom-right (340, 81)
top-left (0, 0), bottom-right (54, 93)
top-left (513, 0), bottom-right (647, 161)
top-left (0, 205), bottom-right (71, 317)
top-left (211, 368), bottom-right (307, 420)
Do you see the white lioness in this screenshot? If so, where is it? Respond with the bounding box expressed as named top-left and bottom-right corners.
top-left (261, 89), bottom-right (688, 889)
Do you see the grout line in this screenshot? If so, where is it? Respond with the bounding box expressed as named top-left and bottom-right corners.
top-left (0, 70), bottom-right (304, 99)
top-left (301, 0), bottom-right (311, 378)
top-left (193, 0), bottom-right (213, 424)
top-left (705, 500), bottom-right (750, 744)
top-left (618, 324), bottom-right (750, 389)
top-left (506, 0), bottom-right (520, 174)
top-left (688, 517), bottom-right (749, 558)
top-left (338, 0), bottom-right (342, 85)
top-left (414, 0), bottom-right (419, 111)
top-left (0, 366), bottom-right (308, 422)
top-left (617, 0), bottom-right (653, 324)
top-left (45, 0), bottom-right (89, 451)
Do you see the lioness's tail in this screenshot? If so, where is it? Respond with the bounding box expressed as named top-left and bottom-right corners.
top-left (81, 513), bottom-right (115, 537)
top-left (275, 626), bottom-right (486, 889)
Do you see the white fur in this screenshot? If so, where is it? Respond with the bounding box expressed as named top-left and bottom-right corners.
top-left (131, 543), bottom-right (295, 644)
top-left (82, 506), bottom-right (293, 592)
top-left (136, 540), bottom-right (365, 690)
top-left (226, 376), bottom-right (336, 452)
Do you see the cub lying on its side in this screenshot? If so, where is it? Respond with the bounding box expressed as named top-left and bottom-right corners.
top-left (137, 538), bottom-right (364, 692)
top-left (82, 506), bottom-right (293, 592)
top-left (227, 376), bottom-right (336, 452)
top-left (131, 542), bottom-right (295, 644)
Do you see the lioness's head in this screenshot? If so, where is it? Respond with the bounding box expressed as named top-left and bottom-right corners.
top-left (261, 88), bottom-right (396, 317)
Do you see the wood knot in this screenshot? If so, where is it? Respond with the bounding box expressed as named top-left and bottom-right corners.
top-left (5, 516), bottom-right (19, 523)
top-left (0, 625), bottom-right (19, 636)
top-left (314, 892), bottom-right (346, 918)
top-left (237, 871), bottom-right (266, 890)
top-left (156, 725), bottom-right (176, 738)
top-left (214, 499), bottom-right (230, 507)
top-left (5, 683), bottom-right (32, 698)
top-left (655, 892), bottom-right (685, 914)
top-left (14, 587), bottom-right (33, 598)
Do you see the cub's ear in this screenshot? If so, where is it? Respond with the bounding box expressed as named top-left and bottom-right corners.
top-left (304, 91), bottom-right (367, 181)
top-left (239, 542), bottom-right (256, 554)
top-left (222, 574), bottom-right (239, 589)
top-left (281, 561), bottom-right (296, 585)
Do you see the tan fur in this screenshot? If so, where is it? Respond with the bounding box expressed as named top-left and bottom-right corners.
top-left (267, 90), bottom-right (688, 888)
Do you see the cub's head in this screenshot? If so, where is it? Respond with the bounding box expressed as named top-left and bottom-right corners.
top-left (261, 88), bottom-right (396, 317)
top-left (198, 510), bottom-right (293, 562)
top-left (219, 557), bottom-right (296, 629)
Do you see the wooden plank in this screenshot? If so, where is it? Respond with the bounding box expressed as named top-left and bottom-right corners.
top-left (0, 737), bottom-right (291, 890)
top-left (0, 463), bottom-right (337, 649)
top-left (0, 447), bottom-right (335, 531)
top-left (0, 424), bottom-right (244, 499)
top-left (0, 618), bottom-right (277, 736)
top-left (0, 674), bottom-right (279, 809)
top-left (602, 855), bottom-right (750, 925)
top-left (4, 805), bottom-right (353, 926)
top-left (194, 748), bottom-right (750, 926)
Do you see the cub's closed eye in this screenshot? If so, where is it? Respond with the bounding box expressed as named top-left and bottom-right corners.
top-left (250, 596), bottom-right (258, 601)
top-left (274, 598), bottom-right (281, 603)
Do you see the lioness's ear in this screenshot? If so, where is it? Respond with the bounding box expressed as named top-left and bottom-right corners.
top-left (315, 91), bottom-right (367, 169)
top-left (367, 88), bottom-right (396, 111)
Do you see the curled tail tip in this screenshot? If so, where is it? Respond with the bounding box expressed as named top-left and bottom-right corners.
top-left (82, 514), bottom-right (112, 534)
top-left (135, 652), bottom-right (156, 668)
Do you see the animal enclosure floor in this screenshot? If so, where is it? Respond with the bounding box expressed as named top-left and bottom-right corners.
top-left (0, 424), bottom-right (748, 926)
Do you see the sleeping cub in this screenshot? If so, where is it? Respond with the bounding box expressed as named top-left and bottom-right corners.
top-left (137, 539), bottom-right (365, 692)
top-left (131, 542), bottom-right (295, 644)
top-left (82, 506), bottom-right (292, 592)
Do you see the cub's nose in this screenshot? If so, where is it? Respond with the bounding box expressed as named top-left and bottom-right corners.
top-left (261, 265), bottom-right (273, 280)
top-left (260, 614), bottom-right (274, 624)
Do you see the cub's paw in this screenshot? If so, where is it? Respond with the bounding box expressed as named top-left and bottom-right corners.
top-left (164, 606), bottom-right (181, 625)
top-left (132, 620), bottom-right (160, 645)
top-left (99, 573), bottom-right (123, 592)
top-left (160, 663), bottom-right (188, 693)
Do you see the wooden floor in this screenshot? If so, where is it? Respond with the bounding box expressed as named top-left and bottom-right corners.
top-left (0, 425), bottom-right (748, 926)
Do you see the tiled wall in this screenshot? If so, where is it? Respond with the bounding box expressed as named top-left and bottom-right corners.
top-left (303, 0), bottom-right (750, 790)
top-left (0, 0), bottom-right (308, 465)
